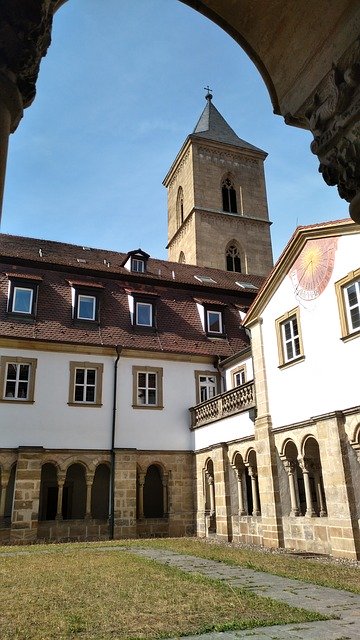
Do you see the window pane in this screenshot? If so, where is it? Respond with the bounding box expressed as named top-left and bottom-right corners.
top-left (284, 322), bottom-right (292, 341)
top-left (347, 284), bottom-right (357, 307)
top-left (137, 303), bottom-right (152, 326)
top-left (13, 287), bottom-right (33, 313)
top-left (19, 365), bottom-right (30, 381)
top-left (5, 381), bottom-right (16, 397)
top-left (18, 382), bottom-right (28, 399)
top-left (147, 389), bottom-right (156, 404)
top-left (350, 307), bottom-right (360, 329)
top-left (148, 373), bottom-right (156, 388)
top-left (86, 386), bottom-right (95, 402)
top-left (208, 311), bottom-right (221, 333)
top-left (286, 342), bottom-right (294, 360)
top-left (6, 364), bottom-right (17, 380)
top-left (75, 386), bottom-right (84, 401)
top-left (78, 295), bottom-right (96, 320)
top-left (138, 372), bottom-right (146, 388)
top-left (86, 369), bottom-right (96, 385)
top-left (75, 369), bottom-right (85, 384)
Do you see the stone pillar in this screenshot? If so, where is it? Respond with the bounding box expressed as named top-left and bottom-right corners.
top-left (85, 474), bottom-right (94, 520)
top-left (248, 465), bottom-right (261, 516)
top-left (10, 447), bottom-right (43, 543)
top-left (162, 473), bottom-right (169, 516)
top-left (212, 443), bottom-right (232, 540)
top-left (0, 2), bottom-right (62, 222)
top-left (283, 460), bottom-right (300, 516)
top-left (232, 465), bottom-right (246, 516)
top-left (0, 471), bottom-right (10, 521)
top-left (314, 467), bottom-right (327, 517)
top-left (316, 412), bottom-right (360, 559)
top-left (249, 319), bottom-right (284, 548)
top-left (298, 458), bottom-right (316, 517)
top-left (113, 449), bottom-right (137, 539)
top-left (206, 471), bottom-right (215, 516)
top-left (137, 472), bottom-right (145, 519)
top-left (56, 474), bottom-right (65, 521)
top-left (0, 72), bottom-right (22, 221)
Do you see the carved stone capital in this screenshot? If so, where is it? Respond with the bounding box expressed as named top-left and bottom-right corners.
top-left (301, 38), bottom-right (360, 221)
top-left (0, 0), bottom-right (60, 123)
top-left (283, 459), bottom-right (297, 476)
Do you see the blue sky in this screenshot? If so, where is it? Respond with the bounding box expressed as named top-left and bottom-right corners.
top-left (1, 0), bottom-right (348, 262)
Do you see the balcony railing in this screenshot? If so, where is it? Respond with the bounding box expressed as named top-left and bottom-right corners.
top-left (190, 381), bottom-right (255, 428)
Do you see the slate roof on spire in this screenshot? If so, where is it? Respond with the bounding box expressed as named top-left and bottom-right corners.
top-left (191, 95), bottom-right (266, 155)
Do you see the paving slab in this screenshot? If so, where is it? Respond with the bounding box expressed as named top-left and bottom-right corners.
top-left (126, 546), bottom-right (360, 640)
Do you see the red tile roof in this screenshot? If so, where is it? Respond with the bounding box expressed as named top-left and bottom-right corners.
top-left (0, 234), bottom-right (262, 359)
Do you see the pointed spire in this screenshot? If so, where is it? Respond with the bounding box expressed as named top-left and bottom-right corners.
top-left (192, 92), bottom-right (265, 154)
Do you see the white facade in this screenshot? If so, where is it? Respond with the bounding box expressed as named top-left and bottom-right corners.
top-left (259, 232), bottom-right (360, 428)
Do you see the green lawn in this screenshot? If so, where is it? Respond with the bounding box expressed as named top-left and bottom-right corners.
top-left (0, 544), bottom-right (326, 640)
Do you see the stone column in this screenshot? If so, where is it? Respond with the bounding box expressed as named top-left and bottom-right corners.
top-left (85, 474), bottom-right (94, 520)
top-left (162, 473), bottom-right (169, 516)
top-left (283, 460), bottom-right (300, 516)
top-left (206, 472), bottom-right (215, 516)
top-left (55, 474), bottom-right (65, 521)
top-left (232, 466), bottom-right (246, 516)
top-left (248, 466), bottom-right (261, 516)
top-left (299, 458), bottom-right (316, 517)
top-left (314, 467), bottom-right (327, 517)
top-left (0, 2), bottom-right (63, 222)
top-left (0, 471), bottom-right (10, 521)
top-left (137, 472), bottom-right (145, 519)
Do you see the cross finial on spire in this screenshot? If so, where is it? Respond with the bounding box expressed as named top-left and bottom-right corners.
top-left (204, 85), bottom-right (213, 101)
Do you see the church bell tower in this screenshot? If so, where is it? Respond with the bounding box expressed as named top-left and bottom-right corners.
top-left (163, 92), bottom-right (273, 277)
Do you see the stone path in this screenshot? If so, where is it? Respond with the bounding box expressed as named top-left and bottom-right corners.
top-left (127, 546), bottom-right (360, 640)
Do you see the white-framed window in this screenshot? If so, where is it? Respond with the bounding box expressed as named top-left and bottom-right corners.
top-left (194, 370), bottom-right (219, 404)
top-left (233, 366), bottom-right (246, 387)
top-left (135, 301), bottom-right (153, 327)
top-left (68, 362), bottom-right (103, 406)
top-left (131, 258), bottom-right (145, 273)
top-left (282, 317), bottom-right (300, 362)
top-left (0, 357), bottom-right (37, 403)
top-left (7, 278), bottom-right (39, 317)
top-left (344, 280), bottom-right (360, 332)
top-left (132, 366), bottom-right (163, 409)
top-left (77, 294), bottom-right (96, 321)
top-left (206, 309), bottom-right (223, 335)
top-left (275, 307), bottom-right (304, 367)
top-left (12, 287), bottom-right (33, 314)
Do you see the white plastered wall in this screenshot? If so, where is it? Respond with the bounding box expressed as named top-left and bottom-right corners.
top-left (260, 233), bottom-right (360, 428)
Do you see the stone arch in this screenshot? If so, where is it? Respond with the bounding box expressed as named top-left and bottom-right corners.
top-left (230, 452), bottom-right (247, 516)
top-left (280, 439), bottom-right (305, 516)
top-left (143, 463), bottom-right (165, 518)
top-left (203, 457), bottom-right (216, 533)
top-left (62, 462), bottom-right (87, 520)
top-left (91, 463), bottom-right (110, 520)
top-left (299, 435), bottom-right (327, 517)
top-left (39, 462), bottom-right (59, 521)
top-left (178, 250), bottom-right (186, 264)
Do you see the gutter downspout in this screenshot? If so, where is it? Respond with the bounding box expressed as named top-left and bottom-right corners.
top-left (109, 345), bottom-right (121, 540)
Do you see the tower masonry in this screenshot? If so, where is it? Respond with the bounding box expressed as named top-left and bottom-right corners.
top-left (163, 93), bottom-right (273, 277)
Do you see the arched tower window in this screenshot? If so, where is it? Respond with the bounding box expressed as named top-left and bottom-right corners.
top-left (178, 251), bottom-right (185, 264)
top-left (176, 187), bottom-right (184, 227)
top-left (226, 243), bottom-right (241, 272)
top-left (221, 177), bottom-right (237, 213)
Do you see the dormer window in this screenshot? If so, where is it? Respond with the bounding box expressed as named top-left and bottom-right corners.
top-left (69, 280), bottom-right (103, 322)
top-left (122, 249), bottom-right (150, 273)
top-left (206, 309), bottom-right (224, 335)
top-left (77, 294), bottom-right (96, 321)
top-left (135, 301), bottom-right (153, 327)
top-left (7, 274), bottom-right (42, 319)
